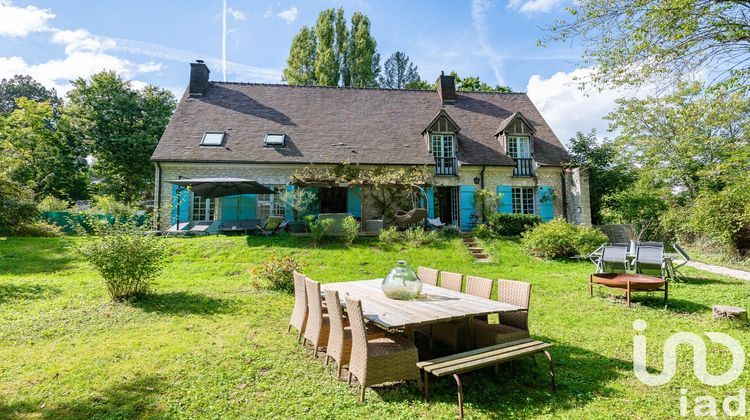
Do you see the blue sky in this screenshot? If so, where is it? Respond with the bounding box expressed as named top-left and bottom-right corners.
top-left (0, 0), bottom-right (627, 143)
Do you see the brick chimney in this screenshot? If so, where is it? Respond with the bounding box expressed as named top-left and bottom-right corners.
top-left (436, 71), bottom-right (456, 105)
top-left (189, 60), bottom-right (210, 97)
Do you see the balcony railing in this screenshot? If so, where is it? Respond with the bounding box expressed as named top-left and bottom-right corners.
top-left (513, 158), bottom-right (535, 177)
top-left (435, 157), bottom-right (457, 175)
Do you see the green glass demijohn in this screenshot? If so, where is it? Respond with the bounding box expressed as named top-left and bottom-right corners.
top-left (381, 260), bottom-right (422, 300)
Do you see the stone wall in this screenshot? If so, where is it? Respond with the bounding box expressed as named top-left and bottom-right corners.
top-left (154, 162), bottom-right (581, 229)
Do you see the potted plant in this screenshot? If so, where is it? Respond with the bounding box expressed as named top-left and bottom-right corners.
top-left (279, 187), bottom-right (317, 233)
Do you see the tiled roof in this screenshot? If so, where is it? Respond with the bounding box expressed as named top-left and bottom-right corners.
top-left (151, 82), bottom-right (569, 166)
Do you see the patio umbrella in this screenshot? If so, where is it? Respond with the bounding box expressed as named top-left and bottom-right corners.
top-left (167, 178), bottom-right (277, 198)
top-left (166, 178), bottom-right (278, 226)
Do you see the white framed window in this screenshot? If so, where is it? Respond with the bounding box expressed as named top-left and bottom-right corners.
top-left (201, 132), bottom-right (225, 146)
top-left (257, 187), bottom-right (286, 220)
top-left (512, 187), bottom-right (535, 215)
top-left (264, 133), bottom-right (285, 147)
top-left (191, 195), bottom-right (215, 221)
top-left (508, 136), bottom-right (530, 158)
top-left (431, 134), bottom-right (455, 158)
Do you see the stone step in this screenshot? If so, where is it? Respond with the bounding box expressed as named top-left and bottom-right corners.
top-left (475, 258), bottom-right (491, 263)
top-left (468, 247), bottom-right (484, 252)
top-left (473, 254), bottom-right (489, 259)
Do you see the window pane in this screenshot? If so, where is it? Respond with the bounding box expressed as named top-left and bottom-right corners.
top-left (443, 135), bottom-right (454, 157)
top-left (201, 132), bottom-right (225, 146)
top-left (432, 135), bottom-right (442, 157)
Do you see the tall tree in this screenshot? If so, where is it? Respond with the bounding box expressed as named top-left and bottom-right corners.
top-left (0, 75), bottom-right (61, 115)
top-left (282, 26), bottom-right (317, 85)
top-left (567, 130), bottom-right (635, 224)
top-left (378, 51), bottom-right (420, 89)
top-left (348, 12), bottom-right (380, 87)
top-left (606, 82), bottom-right (750, 200)
top-left (0, 98), bottom-right (88, 201)
top-left (314, 9), bottom-right (339, 86)
top-left (66, 71), bottom-right (176, 204)
top-left (334, 8), bottom-right (350, 87)
top-left (546, 0), bottom-right (750, 92)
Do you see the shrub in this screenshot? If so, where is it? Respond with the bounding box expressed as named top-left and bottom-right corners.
top-left (341, 216), bottom-right (360, 245)
top-left (305, 215), bottom-right (333, 246)
top-left (486, 213), bottom-right (541, 237)
top-left (521, 219), bottom-right (579, 259)
top-left (13, 221), bottom-right (62, 237)
top-left (402, 226), bottom-right (437, 247)
top-left (574, 226), bottom-right (609, 256)
top-left (38, 196), bottom-right (72, 212)
top-left (438, 225), bottom-right (460, 238)
top-left (378, 226), bottom-right (400, 244)
top-left (522, 219), bottom-right (608, 259)
top-left (88, 195), bottom-right (138, 218)
top-left (79, 224), bottom-right (166, 300)
top-left (473, 223), bottom-right (493, 239)
top-left (251, 253), bottom-right (300, 293)
top-left (474, 189), bottom-right (500, 224)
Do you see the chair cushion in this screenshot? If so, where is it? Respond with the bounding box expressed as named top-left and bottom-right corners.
top-left (368, 334), bottom-right (417, 357)
top-left (473, 319), bottom-right (530, 348)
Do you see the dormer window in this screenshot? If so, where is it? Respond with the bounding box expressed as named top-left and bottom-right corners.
top-left (495, 112), bottom-right (536, 177)
top-left (507, 136), bottom-right (531, 158)
top-left (201, 131), bottom-right (225, 146)
top-left (264, 133), bottom-right (286, 148)
top-left (422, 109), bottom-right (461, 176)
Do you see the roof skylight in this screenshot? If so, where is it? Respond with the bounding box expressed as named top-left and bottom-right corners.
top-left (201, 132), bottom-right (225, 146)
top-left (264, 133), bottom-right (286, 147)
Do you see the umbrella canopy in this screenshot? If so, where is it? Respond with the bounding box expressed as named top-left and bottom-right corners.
top-left (167, 178), bottom-right (277, 198)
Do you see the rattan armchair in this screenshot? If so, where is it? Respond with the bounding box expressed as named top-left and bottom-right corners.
top-left (440, 271), bottom-right (463, 291)
top-left (417, 266), bottom-right (439, 286)
top-left (323, 290), bottom-right (385, 380)
top-left (345, 297), bottom-right (421, 402)
top-left (433, 275), bottom-right (494, 352)
top-left (303, 278), bottom-right (330, 357)
top-left (288, 271), bottom-right (308, 343)
top-left (474, 279), bottom-right (531, 348)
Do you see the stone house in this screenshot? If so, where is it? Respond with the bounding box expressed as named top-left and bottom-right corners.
top-left (151, 61), bottom-right (591, 231)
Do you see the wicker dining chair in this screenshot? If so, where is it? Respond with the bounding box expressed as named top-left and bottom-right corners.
top-left (474, 279), bottom-right (531, 348)
top-left (432, 275), bottom-right (494, 352)
top-left (440, 271), bottom-right (463, 291)
top-left (288, 271), bottom-right (308, 343)
top-left (324, 290), bottom-right (385, 380)
top-left (303, 278), bottom-right (330, 357)
top-left (345, 297), bottom-right (421, 403)
top-left (418, 266), bottom-right (439, 286)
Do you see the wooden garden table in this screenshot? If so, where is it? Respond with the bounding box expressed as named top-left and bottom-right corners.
top-left (323, 279), bottom-right (522, 342)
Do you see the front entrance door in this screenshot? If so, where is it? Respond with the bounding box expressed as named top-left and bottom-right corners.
top-left (319, 187), bottom-right (348, 213)
top-left (435, 186), bottom-right (459, 225)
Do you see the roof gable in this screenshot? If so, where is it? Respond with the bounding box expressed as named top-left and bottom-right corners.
top-left (421, 109), bottom-right (461, 135)
top-left (494, 112), bottom-right (536, 136)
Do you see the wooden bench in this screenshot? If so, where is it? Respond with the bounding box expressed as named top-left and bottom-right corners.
top-left (417, 338), bottom-right (555, 419)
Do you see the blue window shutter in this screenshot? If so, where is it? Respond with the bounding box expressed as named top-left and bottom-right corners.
top-left (243, 194), bottom-right (257, 220)
top-left (459, 185), bottom-right (475, 231)
top-left (221, 196), bottom-right (238, 221)
top-left (426, 187), bottom-right (435, 219)
top-left (171, 185), bottom-right (190, 224)
top-left (497, 185), bottom-right (513, 213)
top-left (284, 185), bottom-right (294, 222)
top-left (539, 186), bottom-right (555, 222)
top-left (347, 186), bottom-right (362, 217)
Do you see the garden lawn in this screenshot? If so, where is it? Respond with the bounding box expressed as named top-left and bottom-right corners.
top-left (1, 235), bottom-right (749, 419)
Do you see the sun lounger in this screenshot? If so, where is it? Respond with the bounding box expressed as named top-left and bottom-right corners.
top-left (597, 244), bottom-right (630, 273)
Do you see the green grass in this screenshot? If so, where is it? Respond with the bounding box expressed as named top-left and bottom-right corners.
top-left (1, 234), bottom-right (749, 419)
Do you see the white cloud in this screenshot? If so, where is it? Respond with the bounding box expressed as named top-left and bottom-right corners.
top-left (470, 0), bottom-right (505, 85)
top-left (263, 7), bottom-right (272, 18)
top-left (227, 7), bottom-right (246, 20)
top-left (507, 0), bottom-right (564, 14)
top-left (277, 6), bottom-right (298, 24)
top-left (526, 67), bottom-right (636, 144)
top-left (0, 0), bottom-right (54, 37)
top-left (0, 28), bottom-right (165, 94)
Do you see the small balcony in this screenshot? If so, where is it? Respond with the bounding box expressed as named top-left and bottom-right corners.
top-left (513, 158), bottom-right (535, 177)
top-left (435, 157), bottom-right (457, 176)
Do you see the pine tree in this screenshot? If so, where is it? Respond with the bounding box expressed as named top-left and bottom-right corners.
top-left (282, 26), bottom-right (317, 85)
top-left (348, 13), bottom-right (380, 87)
top-left (334, 8), bottom-right (350, 87)
top-left (314, 9), bottom-right (339, 86)
top-left (378, 51), bottom-right (420, 89)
